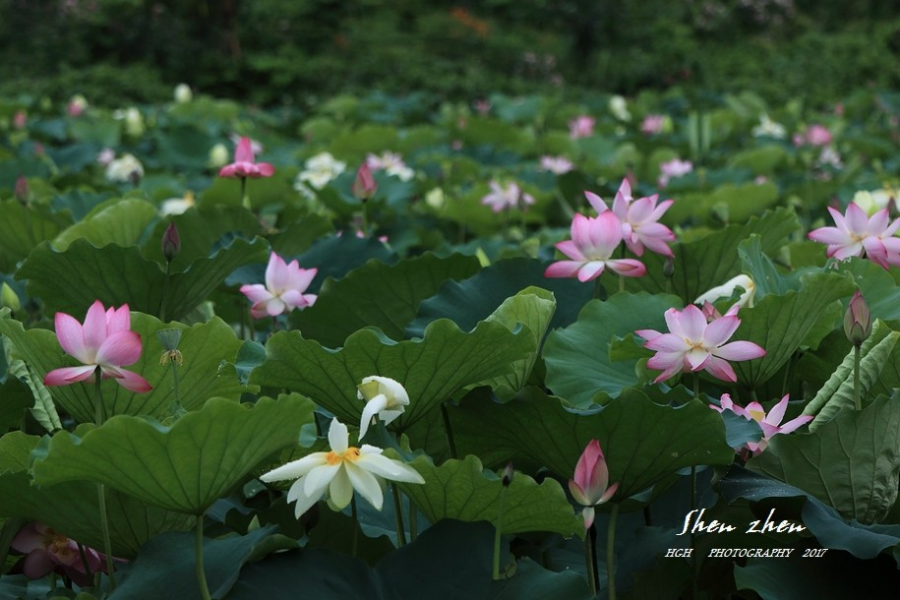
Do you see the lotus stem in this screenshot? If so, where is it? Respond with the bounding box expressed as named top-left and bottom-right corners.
top-left (93, 373), bottom-right (116, 590)
top-left (195, 514), bottom-right (212, 600)
top-left (392, 482), bottom-right (407, 547)
top-left (606, 504), bottom-right (619, 600)
top-left (351, 496), bottom-right (359, 558)
top-left (853, 345), bottom-right (862, 410)
top-left (440, 403), bottom-right (457, 459)
top-left (492, 483), bottom-right (509, 580)
top-left (584, 527), bottom-right (596, 596)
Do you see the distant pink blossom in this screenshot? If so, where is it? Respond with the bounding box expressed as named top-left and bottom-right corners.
top-left (658, 158), bottom-right (693, 188)
top-left (539, 155), bottom-right (574, 175)
top-left (807, 203), bottom-right (900, 269)
top-left (13, 110), bottom-right (26, 129)
top-left (637, 304), bottom-right (766, 383)
top-left (584, 179), bottom-right (675, 257)
top-left (794, 124), bottom-right (832, 147)
top-left (481, 180), bottom-right (535, 213)
top-left (240, 253), bottom-right (317, 319)
top-left (569, 115), bottom-right (595, 139)
top-left (43, 301), bottom-right (152, 393)
top-left (712, 394), bottom-right (812, 458)
top-left (218, 137), bottom-right (275, 179)
top-left (96, 148), bottom-right (115, 166)
top-left (473, 99), bottom-right (491, 115)
top-left (641, 114), bottom-right (666, 135)
top-left (544, 212), bottom-right (646, 282)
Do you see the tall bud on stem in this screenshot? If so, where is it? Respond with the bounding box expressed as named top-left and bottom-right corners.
top-left (844, 290), bottom-right (871, 411)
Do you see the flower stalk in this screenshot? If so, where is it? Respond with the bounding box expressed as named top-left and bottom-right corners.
top-left (195, 514), bottom-right (212, 600)
top-left (94, 373), bottom-right (116, 590)
top-left (606, 504), bottom-right (620, 600)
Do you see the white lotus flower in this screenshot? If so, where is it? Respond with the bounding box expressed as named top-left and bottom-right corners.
top-left (260, 420), bottom-right (424, 519)
top-left (694, 274), bottom-right (756, 308)
top-left (174, 83), bottom-right (193, 104)
top-left (296, 152), bottom-right (346, 190)
top-left (357, 376), bottom-right (410, 440)
top-left (105, 154), bottom-right (144, 183)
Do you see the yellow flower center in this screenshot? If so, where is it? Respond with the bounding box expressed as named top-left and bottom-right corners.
top-left (325, 447), bottom-right (361, 465)
top-left (748, 409), bottom-right (765, 422)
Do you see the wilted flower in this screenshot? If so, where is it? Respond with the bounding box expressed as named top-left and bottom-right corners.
top-left (481, 180), bottom-right (535, 213)
top-left (712, 394), bottom-right (812, 458)
top-left (844, 290), bottom-right (871, 346)
top-left (584, 179), bottom-right (675, 257)
top-left (568, 115), bottom-right (595, 139)
top-left (366, 151), bottom-right (415, 182)
top-left (174, 83), bottom-right (193, 104)
top-left (569, 440), bottom-right (618, 529)
top-left (296, 152), bottom-right (346, 190)
top-left (44, 300), bottom-right (152, 393)
top-left (637, 304), bottom-right (766, 383)
top-left (105, 154), bottom-right (144, 183)
top-left (260, 419), bottom-right (425, 519)
top-left (218, 137), bottom-right (274, 179)
top-left (807, 203), bottom-right (900, 269)
top-left (239, 252), bottom-right (317, 319)
top-left (357, 376), bottom-right (410, 440)
top-left (608, 95), bottom-right (631, 122)
top-left (539, 155), bottom-right (574, 175)
top-left (658, 158), bottom-right (693, 188)
top-left (694, 274), bottom-right (756, 309)
top-left (751, 114), bottom-right (787, 139)
top-left (545, 212), bottom-right (646, 281)
top-left (12, 522), bottom-right (106, 587)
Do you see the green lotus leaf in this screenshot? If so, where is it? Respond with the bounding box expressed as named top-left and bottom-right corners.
top-left (447, 387), bottom-right (734, 501)
top-left (292, 253), bottom-right (480, 348)
top-left (52, 197), bottom-right (157, 251)
top-left (396, 454), bottom-right (583, 538)
top-left (31, 395), bottom-right (315, 514)
top-left (0, 431), bottom-right (193, 557)
top-left (251, 317), bottom-right (535, 433)
top-left (0, 310), bottom-right (249, 423)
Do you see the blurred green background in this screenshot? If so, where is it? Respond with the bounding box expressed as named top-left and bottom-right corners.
top-left (2, 0), bottom-right (900, 107)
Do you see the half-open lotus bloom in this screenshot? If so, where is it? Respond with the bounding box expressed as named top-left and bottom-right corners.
top-left (44, 301), bottom-right (152, 393)
top-left (712, 394), bottom-right (812, 457)
top-left (357, 376), bottom-right (410, 440)
top-left (12, 522), bottom-right (105, 587)
top-left (218, 136), bottom-right (275, 179)
top-left (569, 440), bottom-right (618, 529)
top-left (694, 274), bottom-right (756, 309)
top-left (240, 252), bottom-right (317, 319)
top-left (637, 304), bottom-right (766, 383)
top-left (260, 419), bottom-right (425, 519)
top-left (807, 203), bottom-right (900, 270)
top-left (545, 212), bottom-right (646, 282)
top-left (585, 179), bottom-right (675, 257)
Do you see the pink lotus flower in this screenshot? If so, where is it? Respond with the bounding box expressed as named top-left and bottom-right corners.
top-left (539, 155), bottom-right (574, 175)
top-left (44, 301), bottom-right (152, 393)
top-left (641, 114), bottom-right (666, 135)
top-left (584, 179), bottom-right (675, 257)
top-left (544, 212), bottom-right (646, 281)
top-left (12, 522), bottom-right (105, 587)
top-left (218, 136), bottom-right (275, 179)
top-left (240, 253), bottom-right (317, 319)
top-left (807, 203), bottom-right (900, 269)
top-left (636, 304), bottom-right (766, 383)
top-left (712, 394), bottom-right (812, 457)
top-left (568, 440), bottom-right (618, 529)
top-left (569, 115), bottom-right (595, 139)
top-left (658, 158), bottom-right (693, 188)
top-left (795, 124), bottom-right (832, 147)
top-left (481, 180), bottom-right (535, 213)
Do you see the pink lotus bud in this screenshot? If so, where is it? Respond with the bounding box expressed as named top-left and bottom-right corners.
top-left (162, 221), bottom-right (181, 262)
top-left (352, 162), bottom-right (377, 202)
top-left (14, 176), bottom-right (29, 206)
top-left (568, 440), bottom-right (618, 529)
top-left (844, 290), bottom-right (871, 347)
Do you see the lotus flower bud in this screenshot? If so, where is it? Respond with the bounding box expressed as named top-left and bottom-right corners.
top-left (14, 176), bottom-right (29, 207)
top-left (663, 255), bottom-right (675, 279)
top-left (174, 83), bottom-right (193, 104)
top-left (844, 290), bottom-right (871, 347)
top-left (162, 221), bottom-right (181, 262)
top-left (501, 462), bottom-right (515, 488)
top-left (1, 282), bottom-right (21, 313)
top-left (352, 162), bottom-right (377, 202)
